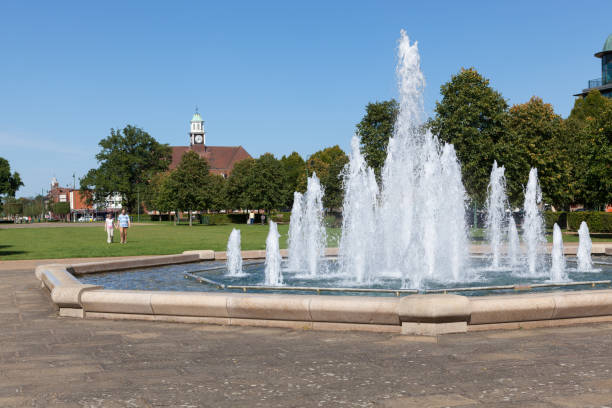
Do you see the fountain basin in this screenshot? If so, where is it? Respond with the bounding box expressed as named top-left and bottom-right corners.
top-left (34, 246), bottom-right (612, 336)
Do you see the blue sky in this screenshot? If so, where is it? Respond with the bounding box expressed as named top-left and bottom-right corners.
top-left (1, 1), bottom-right (610, 197)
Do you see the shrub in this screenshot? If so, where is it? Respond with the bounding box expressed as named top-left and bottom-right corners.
top-left (543, 211), bottom-right (567, 229)
top-left (567, 211), bottom-right (612, 232)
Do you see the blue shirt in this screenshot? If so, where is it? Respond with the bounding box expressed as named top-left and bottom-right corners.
top-left (118, 214), bottom-right (130, 227)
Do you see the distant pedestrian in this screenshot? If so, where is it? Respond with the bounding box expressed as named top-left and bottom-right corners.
top-left (249, 211), bottom-right (255, 225)
top-left (104, 213), bottom-right (115, 244)
top-left (261, 214), bottom-right (266, 225)
top-left (117, 209), bottom-right (131, 244)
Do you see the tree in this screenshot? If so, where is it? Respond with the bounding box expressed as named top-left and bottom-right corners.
top-left (3, 197), bottom-right (22, 218)
top-left (280, 152), bottom-right (306, 207)
top-left (498, 97), bottom-right (572, 209)
top-left (0, 158), bottom-right (24, 206)
top-left (247, 153), bottom-right (285, 213)
top-left (565, 91), bottom-right (612, 208)
top-left (80, 125), bottom-right (171, 211)
top-left (298, 146), bottom-right (349, 209)
top-left (167, 151), bottom-right (213, 226)
top-left (226, 158), bottom-right (255, 209)
top-left (52, 202), bottom-right (70, 221)
top-left (356, 99), bottom-right (398, 178)
top-left (429, 68), bottom-right (508, 205)
top-left (144, 171), bottom-right (176, 222)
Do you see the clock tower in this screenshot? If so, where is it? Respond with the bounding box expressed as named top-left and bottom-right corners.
top-left (189, 109), bottom-right (205, 146)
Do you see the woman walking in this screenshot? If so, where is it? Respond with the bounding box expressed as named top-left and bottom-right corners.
top-left (104, 213), bottom-right (115, 244)
top-left (118, 209), bottom-right (131, 244)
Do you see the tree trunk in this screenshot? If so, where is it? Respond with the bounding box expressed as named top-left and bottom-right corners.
top-left (175, 210), bottom-right (178, 226)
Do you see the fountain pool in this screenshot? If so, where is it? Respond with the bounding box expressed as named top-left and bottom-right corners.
top-left (79, 255), bottom-right (612, 297)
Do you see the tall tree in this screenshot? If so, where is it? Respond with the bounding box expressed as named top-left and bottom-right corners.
top-left (80, 125), bottom-right (171, 211)
top-left (429, 68), bottom-right (508, 205)
top-left (356, 99), bottom-right (398, 178)
top-left (247, 153), bottom-right (285, 213)
top-left (144, 171), bottom-right (176, 222)
top-left (225, 158), bottom-right (255, 209)
top-left (167, 151), bottom-right (213, 226)
top-left (0, 157), bottom-right (23, 198)
top-left (280, 152), bottom-right (306, 207)
top-left (298, 146), bottom-right (349, 209)
top-left (567, 91), bottom-right (612, 208)
top-left (498, 97), bottom-right (571, 208)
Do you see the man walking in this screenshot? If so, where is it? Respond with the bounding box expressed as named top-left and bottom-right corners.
top-left (118, 208), bottom-right (131, 244)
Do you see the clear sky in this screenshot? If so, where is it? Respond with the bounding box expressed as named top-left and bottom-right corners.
top-left (1, 1), bottom-right (610, 197)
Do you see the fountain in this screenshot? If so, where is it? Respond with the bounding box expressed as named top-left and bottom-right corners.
top-left (338, 30), bottom-right (468, 289)
top-left (507, 216), bottom-right (521, 268)
top-left (287, 174), bottom-right (327, 276)
top-left (226, 228), bottom-right (244, 276)
top-left (577, 221), bottom-right (594, 271)
top-left (522, 168), bottom-right (546, 276)
top-left (485, 161), bottom-right (508, 269)
top-left (264, 221), bottom-right (283, 285)
top-left (550, 223), bottom-right (567, 281)
top-left (287, 192), bottom-right (305, 271)
top-left (338, 137), bottom-right (379, 284)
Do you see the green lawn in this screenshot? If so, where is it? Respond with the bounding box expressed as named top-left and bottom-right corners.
top-left (1, 223), bottom-right (610, 261)
top-left (469, 228), bottom-right (612, 243)
top-left (0, 223), bottom-right (342, 261)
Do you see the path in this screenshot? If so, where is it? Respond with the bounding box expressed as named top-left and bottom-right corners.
top-left (2, 267), bottom-right (612, 406)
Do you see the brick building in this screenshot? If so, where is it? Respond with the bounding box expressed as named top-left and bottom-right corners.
top-left (169, 111), bottom-right (251, 177)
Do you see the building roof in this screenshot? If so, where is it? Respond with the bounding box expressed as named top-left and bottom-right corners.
top-left (191, 113), bottom-right (203, 122)
top-left (595, 33), bottom-right (612, 58)
top-left (170, 145), bottom-right (252, 174)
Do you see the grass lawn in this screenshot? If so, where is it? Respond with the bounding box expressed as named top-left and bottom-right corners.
top-left (469, 228), bottom-right (612, 243)
top-left (1, 223), bottom-right (610, 261)
top-left (0, 223), bottom-right (342, 261)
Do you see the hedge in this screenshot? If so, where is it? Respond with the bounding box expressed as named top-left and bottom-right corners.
top-left (543, 211), bottom-right (567, 230)
top-left (567, 211), bottom-right (612, 232)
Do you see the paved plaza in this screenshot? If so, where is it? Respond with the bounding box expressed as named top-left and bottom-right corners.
top-left (2, 265), bottom-right (612, 407)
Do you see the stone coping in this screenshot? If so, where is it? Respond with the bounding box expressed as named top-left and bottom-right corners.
top-left (33, 248), bottom-right (612, 336)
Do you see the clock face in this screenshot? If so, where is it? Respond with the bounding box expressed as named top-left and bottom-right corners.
top-left (195, 135), bottom-right (203, 144)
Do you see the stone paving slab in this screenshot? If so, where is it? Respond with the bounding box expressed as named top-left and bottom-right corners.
top-left (2, 268), bottom-right (612, 407)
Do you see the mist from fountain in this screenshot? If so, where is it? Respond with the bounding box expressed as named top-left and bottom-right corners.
top-left (523, 168), bottom-right (546, 276)
top-left (550, 223), bottom-right (567, 281)
top-left (226, 228), bottom-right (244, 276)
top-left (338, 30), bottom-right (468, 288)
top-left (286, 175), bottom-right (327, 276)
top-left (338, 137), bottom-right (379, 284)
top-left (287, 192), bottom-right (305, 271)
top-left (485, 161), bottom-right (508, 269)
top-left (264, 221), bottom-right (283, 285)
top-left (577, 221), bottom-right (594, 271)
top-left (507, 216), bottom-right (521, 268)
top-left (303, 173), bottom-right (327, 276)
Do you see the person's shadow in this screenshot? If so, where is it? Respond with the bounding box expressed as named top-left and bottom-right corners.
top-left (0, 244), bottom-right (27, 256)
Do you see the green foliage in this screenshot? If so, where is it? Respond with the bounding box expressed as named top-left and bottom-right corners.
top-left (225, 158), bottom-right (255, 209)
top-left (225, 154), bottom-right (286, 212)
top-left (52, 202), bottom-right (70, 215)
top-left (567, 211), bottom-right (612, 232)
top-left (543, 211), bottom-right (567, 230)
top-left (498, 97), bottom-right (572, 208)
top-left (0, 157), bottom-right (23, 198)
top-left (298, 146), bottom-right (349, 209)
top-left (429, 68), bottom-right (508, 205)
top-left (3, 197), bottom-right (22, 216)
top-left (80, 125), bottom-right (171, 211)
top-left (356, 99), bottom-right (398, 178)
top-left (166, 151), bottom-right (217, 226)
top-left (280, 152), bottom-right (306, 207)
top-left (567, 91), bottom-right (612, 208)
top-left (248, 153), bottom-right (286, 212)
